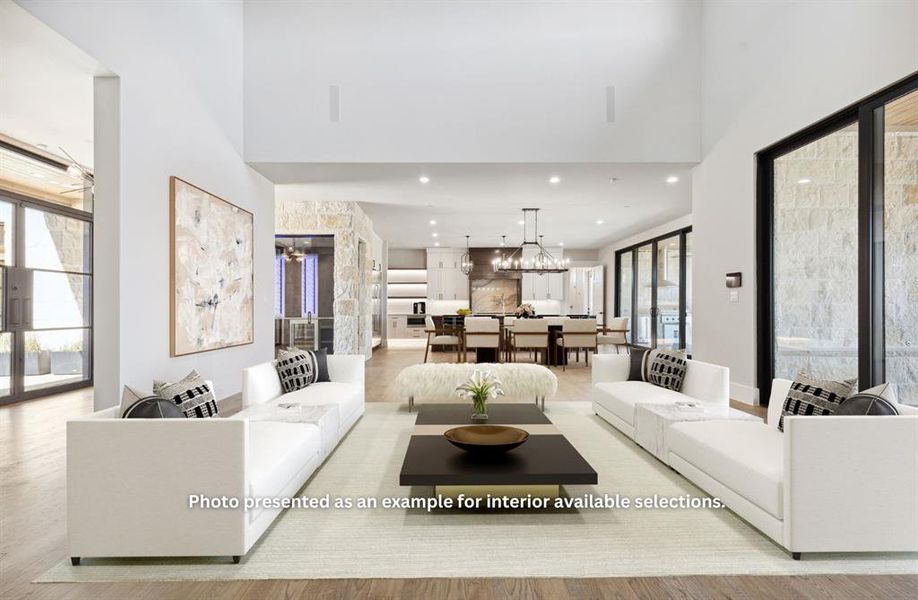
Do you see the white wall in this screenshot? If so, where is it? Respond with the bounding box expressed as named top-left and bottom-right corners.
top-left (599, 214), bottom-right (692, 324)
top-left (693, 0), bottom-right (918, 404)
top-left (19, 0), bottom-right (276, 408)
top-left (244, 0), bottom-right (701, 163)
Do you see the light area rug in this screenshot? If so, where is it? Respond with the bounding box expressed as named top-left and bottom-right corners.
top-left (38, 402), bottom-right (918, 582)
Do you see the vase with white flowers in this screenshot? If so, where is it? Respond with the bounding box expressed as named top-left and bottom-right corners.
top-left (456, 370), bottom-right (505, 422)
top-left (515, 303), bottom-right (536, 318)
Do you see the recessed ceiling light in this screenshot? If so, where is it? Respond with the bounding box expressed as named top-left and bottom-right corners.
top-left (559, 242), bottom-right (565, 246)
top-left (797, 178), bottom-right (812, 184)
top-left (429, 219), bottom-right (437, 225)
top-left (666, 176), bottom-right (679, 184)
top-left (432, 232), bottom-right (438, 238)
top-left (596, 220), bottom-right (604, 225)
top-left (517, 220), bottom-right (525, 225)
top-left (418, 175), bottom-right (430, 184)
top-left (549, 176), bottom-right (561, 184)
top-left (434, 242), bottom-right (440, 247)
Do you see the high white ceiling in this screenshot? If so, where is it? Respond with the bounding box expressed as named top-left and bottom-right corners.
top-left (265, 162), bottom-right (693, 250)
top-left (0, 0), bottom-right (107, 168)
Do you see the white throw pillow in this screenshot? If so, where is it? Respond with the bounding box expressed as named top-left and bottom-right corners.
top-left (119, 385), bottom-right (152, 418)
top-left (859, 382), bottom-right (898, 404)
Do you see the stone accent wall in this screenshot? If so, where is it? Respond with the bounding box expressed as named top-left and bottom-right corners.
top-left (276, 199), bottom-right (377, 357)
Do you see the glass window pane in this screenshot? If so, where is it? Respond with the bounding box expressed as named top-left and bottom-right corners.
top-left (32, 272), bottom-right (91, 328)
top-left (0, 332), bottom-right (10, 397)
top-left (773, 124), bottom-right (859, 381)
top-left (635, 244), bottom-right (653, 347)
top-left (23, 329), bottom-right (90, 392)
top-left (25, 208), bottom-right (91, 273)
top-left (655, 235), bottom-right (681, 351)
top-left (0, 200), bottom-right (13, 266)
top-left (619, 251), bottom-right (632, 321)
top-left (884, 89), bottom-right (918, 405)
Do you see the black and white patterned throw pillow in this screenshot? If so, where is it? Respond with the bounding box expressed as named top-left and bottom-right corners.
top-left (153, 370), bottom-right (218, 418)
top-left (778, 372), bottom-right (856, 432)
top-left (646, 349), bottom-right (688, 392)
top-left (275, 349), bottom-right (316, 393)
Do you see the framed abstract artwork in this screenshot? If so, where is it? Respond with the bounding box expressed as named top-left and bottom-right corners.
top-left (170, 176), bottom-right (254, 356)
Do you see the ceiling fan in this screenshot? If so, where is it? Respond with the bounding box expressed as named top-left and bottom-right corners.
top-left (58, 146), bottom-right (94, 197)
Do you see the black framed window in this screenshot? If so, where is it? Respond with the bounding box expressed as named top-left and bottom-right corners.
top-left (614, 226), bottom-right (692, 352)
top-left (757, 70), bottom-right (918, 405)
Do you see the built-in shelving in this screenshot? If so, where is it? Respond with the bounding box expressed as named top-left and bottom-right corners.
top-left (387, 268), bottom-right (428, 317)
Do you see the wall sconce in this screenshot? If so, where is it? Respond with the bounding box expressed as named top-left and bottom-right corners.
top-left (726, 272), bottom-right (743, 288)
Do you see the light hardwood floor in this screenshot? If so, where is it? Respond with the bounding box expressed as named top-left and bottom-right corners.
top-left (0, 347), bottom-right (911, 600)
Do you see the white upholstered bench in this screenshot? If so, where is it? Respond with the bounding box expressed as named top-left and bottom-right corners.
top-left (395, 363), bottom-right (558, 411)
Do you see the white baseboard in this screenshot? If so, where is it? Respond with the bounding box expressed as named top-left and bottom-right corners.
top-left (730, 382), bottom-right (760, 406)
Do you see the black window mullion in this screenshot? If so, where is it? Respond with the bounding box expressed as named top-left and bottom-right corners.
top-left (679, 230), bottom-right (687, 352)
top-left (858, 103), bottom-right (886, 389)
top-left (630, 249), bottom-right (638, 346)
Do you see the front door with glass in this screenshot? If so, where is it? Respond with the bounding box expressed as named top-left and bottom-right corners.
top-left (0, 194), bottom-right (92, 404)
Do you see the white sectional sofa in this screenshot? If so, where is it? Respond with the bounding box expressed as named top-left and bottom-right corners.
top-left (591, 353), bottom-right (730, 438)
top-left (67, 354), bottom-right (364, 565)
top-left (668, 378), bottom-right (918, 558)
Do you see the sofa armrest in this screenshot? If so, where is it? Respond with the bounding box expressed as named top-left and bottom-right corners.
top-left (67, 417), bottom-right (247, 558)
top-left (783, 415), bottom-right (918, 552)
top-left (242, 362), bottom-right (282, 408)
top-left (591, 354), bottom-right (630, 385)
top-left (681, 359), bottom-right (730, 407)
top-left (327, 354), bottom-right (365, 387)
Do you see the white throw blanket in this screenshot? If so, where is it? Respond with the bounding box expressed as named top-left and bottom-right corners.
top-left (394, 363), bottom-right (558, 401)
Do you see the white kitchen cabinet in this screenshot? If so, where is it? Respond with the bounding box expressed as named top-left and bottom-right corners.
top-left (426, 248), bottom-right (469, 301)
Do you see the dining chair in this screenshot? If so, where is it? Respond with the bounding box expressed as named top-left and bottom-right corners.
top-left (556, 317), bottom-right (597, 370)
top-left (502, 316), bottom-right (516, 362)
top-left (597, 317), bottom-right (630, 354)
top-left (509, 318), bottom-right (549, 363)
top-left (424, 315), bottom-right (462, 363)
top-left (463, 316), bottom-right (501, 362)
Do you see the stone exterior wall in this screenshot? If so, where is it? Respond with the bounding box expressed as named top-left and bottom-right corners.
top-left (884, 130), bottom-right (918, 404)
top-left (773, 129), bottom-right (918, 404)
top-left (773, 130), bottom-right (859, 381)
top-left (276, 199), bottom-right (377, 358)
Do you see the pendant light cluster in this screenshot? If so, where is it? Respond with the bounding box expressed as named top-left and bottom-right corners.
top-left (460, 235), bottom-right (474, 276)
top-left (492, 208), bottom-right (569, 274)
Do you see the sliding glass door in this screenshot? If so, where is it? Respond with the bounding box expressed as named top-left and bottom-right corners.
top-left (635, 243), bottom-right (653, 346)
top-left (771, 123), bottom-right (859, 381)
top-left (615, 227), bottom-right (692, 352)
top-left (0, 193), bottom-right (92, 404)
top-left (882, 87), bottom-right (918, 405)
top-left (757, 72), bottom-right (918, 405)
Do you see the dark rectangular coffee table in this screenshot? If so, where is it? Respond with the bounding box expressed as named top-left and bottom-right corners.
top-left (400, 403), bottom-right (597, 498)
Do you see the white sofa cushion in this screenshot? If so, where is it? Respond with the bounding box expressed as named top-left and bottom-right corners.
top-left (668, 420), bottom-right (784, 519)
top-left (247, 421), bottom-right (320, 499)
top-left (593, 381), bottom-right (690, 426)
top-left (277, 382), bottom-right (363, 435)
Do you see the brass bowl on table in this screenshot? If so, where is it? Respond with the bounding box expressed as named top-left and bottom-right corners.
top-left (443, 425), bottom-right (530, 454)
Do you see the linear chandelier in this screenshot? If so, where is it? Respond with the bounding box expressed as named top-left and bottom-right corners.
top-left (492, 208), bottom-right (569, 274)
